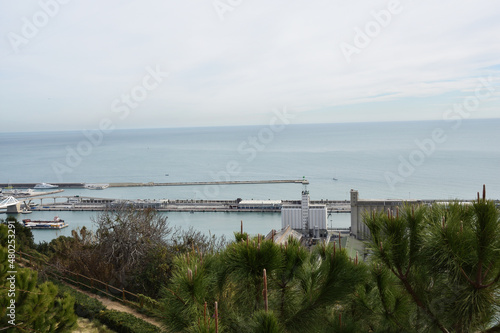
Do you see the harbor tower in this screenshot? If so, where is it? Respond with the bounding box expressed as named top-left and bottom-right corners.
top-left (281, 190), bottom-right (327, 238)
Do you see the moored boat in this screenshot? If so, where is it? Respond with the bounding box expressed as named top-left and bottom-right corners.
top-left (22, 216), bottom-right (68, 229)
top-left (1, 188), bottom-right (35, 196)
top-left (34, 183), bottom-right (59, 189)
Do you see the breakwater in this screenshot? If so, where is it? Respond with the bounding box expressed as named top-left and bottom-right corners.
top-left (0, 179), bottom-right (308, 189)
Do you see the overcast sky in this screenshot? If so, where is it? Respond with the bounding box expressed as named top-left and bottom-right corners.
top-left (1, 0), bottom-right (499, 132)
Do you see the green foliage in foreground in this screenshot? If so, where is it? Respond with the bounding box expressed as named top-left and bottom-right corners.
top-left (2, 217), bottom-right (35, 251)
top-left (364, 191), bottom-right (500, 333)
top-left (38, 207), bottom-right (227, 300)
top-left (97, 310), bottom-right (161, 333)
top-left (51, 279), bottom-right (106, 319)
top-left (0, 224), bottom-right (77, 332)
top-left (52, 278), bottom-right (162, 332)
top-left (160, 236), bottom-right (367, 333)
top-left (160, 190), bottom-right (500, 333)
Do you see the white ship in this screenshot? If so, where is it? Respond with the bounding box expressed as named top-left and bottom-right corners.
top-left (22, 216), bottom-right (68, 229)
top-left (34, 183), bottom-right (59, 189)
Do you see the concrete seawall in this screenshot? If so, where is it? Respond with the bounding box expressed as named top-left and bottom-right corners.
top-left (0, 179), bottom-right (309, 189)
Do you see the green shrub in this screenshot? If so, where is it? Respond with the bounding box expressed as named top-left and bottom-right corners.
top-left (1, 218), bottom-right (34, 250)
top-left (34, 240), bottom-right (51, 255)
top-left (53, 280), bottom-right (105, 319)
top-left (97, 310), bottom-right (161, 333)
top-left (234, 231), bottom-right (248, 243)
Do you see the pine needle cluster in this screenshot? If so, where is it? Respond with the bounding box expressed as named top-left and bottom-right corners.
top-left (0, 224), bottom-right (77, 332)
top-left (364, 187), bottom-right (500, 332)
top-left (160, 234), bottom-right (367, 333)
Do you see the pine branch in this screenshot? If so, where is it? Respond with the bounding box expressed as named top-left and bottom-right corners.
top-left (404, 257), bottom-right (411, 278)
top-left (477, 259), bottom-right (483, 287)
top-left (483, 323), bottom-right (500, 332)
top-left (482, 262), bottom-right (493, 281)
top-left (459, 266), bottom-right (478, 288)
top-left (399, 274), bottom-right (450, 333)
top-left (164, 286), bottom-right (187, 305)
top-left (479, 271), bottom-right (500, 290)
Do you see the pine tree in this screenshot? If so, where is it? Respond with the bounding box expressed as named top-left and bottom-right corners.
top-left (161, 250), bottom-right (221, 332)
top-left (364, 187), bottom-right (500, 332)
top-left (160, 233), bottom-right (367, 332)
top-left (0, 224), bottom-right (77, 332)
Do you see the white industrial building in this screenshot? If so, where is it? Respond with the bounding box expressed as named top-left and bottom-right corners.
top-left (238, 199), bottom-right (282, 210)
top-left (281, 190), bottom-right (327, 238)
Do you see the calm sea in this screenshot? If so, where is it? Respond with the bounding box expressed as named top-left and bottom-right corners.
top-left (1, 119), bottom-right (499, 243)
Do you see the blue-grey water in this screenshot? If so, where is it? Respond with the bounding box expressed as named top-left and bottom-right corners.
top-left (1, 120), bottom-right (499, 243)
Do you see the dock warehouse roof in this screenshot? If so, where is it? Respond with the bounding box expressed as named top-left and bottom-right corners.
top-left (238, 200), bottom-right (282, 206)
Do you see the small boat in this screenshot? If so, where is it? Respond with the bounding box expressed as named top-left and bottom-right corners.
top-left (332, 178), bottom-right (338, 181)
top-left (21, 209), bottom-right (32, 214)
top-left (22, 216), bottom-right (68, 229)
top-left (34, 183), bottom-right (59, 189)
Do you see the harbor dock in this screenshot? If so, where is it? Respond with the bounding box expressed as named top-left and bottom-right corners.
top-left (3, 184), bottom-right (496, 216)
top-left (16, 196), bottom-right (351, 213)
top-left (4, 192), bottom-right (493, 214)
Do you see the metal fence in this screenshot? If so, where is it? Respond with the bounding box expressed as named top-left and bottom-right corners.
top-left (16, 251), bottom-right (152, 309)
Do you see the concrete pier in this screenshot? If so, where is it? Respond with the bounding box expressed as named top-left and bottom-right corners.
top-left (20, 189), bottom-right (64, 198)
top-left (5, 189), bottom-right (493, 218)
top-left (21, 196), bottom-right (350, 213)
top-left (0, 183), bottom-right (84, 189)
top-left (110, 179), bottom-right (309, 187)
top-left (0, 179), bottom-right (309, 189)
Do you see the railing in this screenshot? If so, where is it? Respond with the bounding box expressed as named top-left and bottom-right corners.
top-left (16, 251), bottom-right (155, 309)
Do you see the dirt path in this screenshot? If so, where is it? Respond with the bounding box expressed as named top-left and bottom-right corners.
top-left (16, 261), bottom-right (164, 331)
top-left (61, 281), bottom-right (164, 329)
